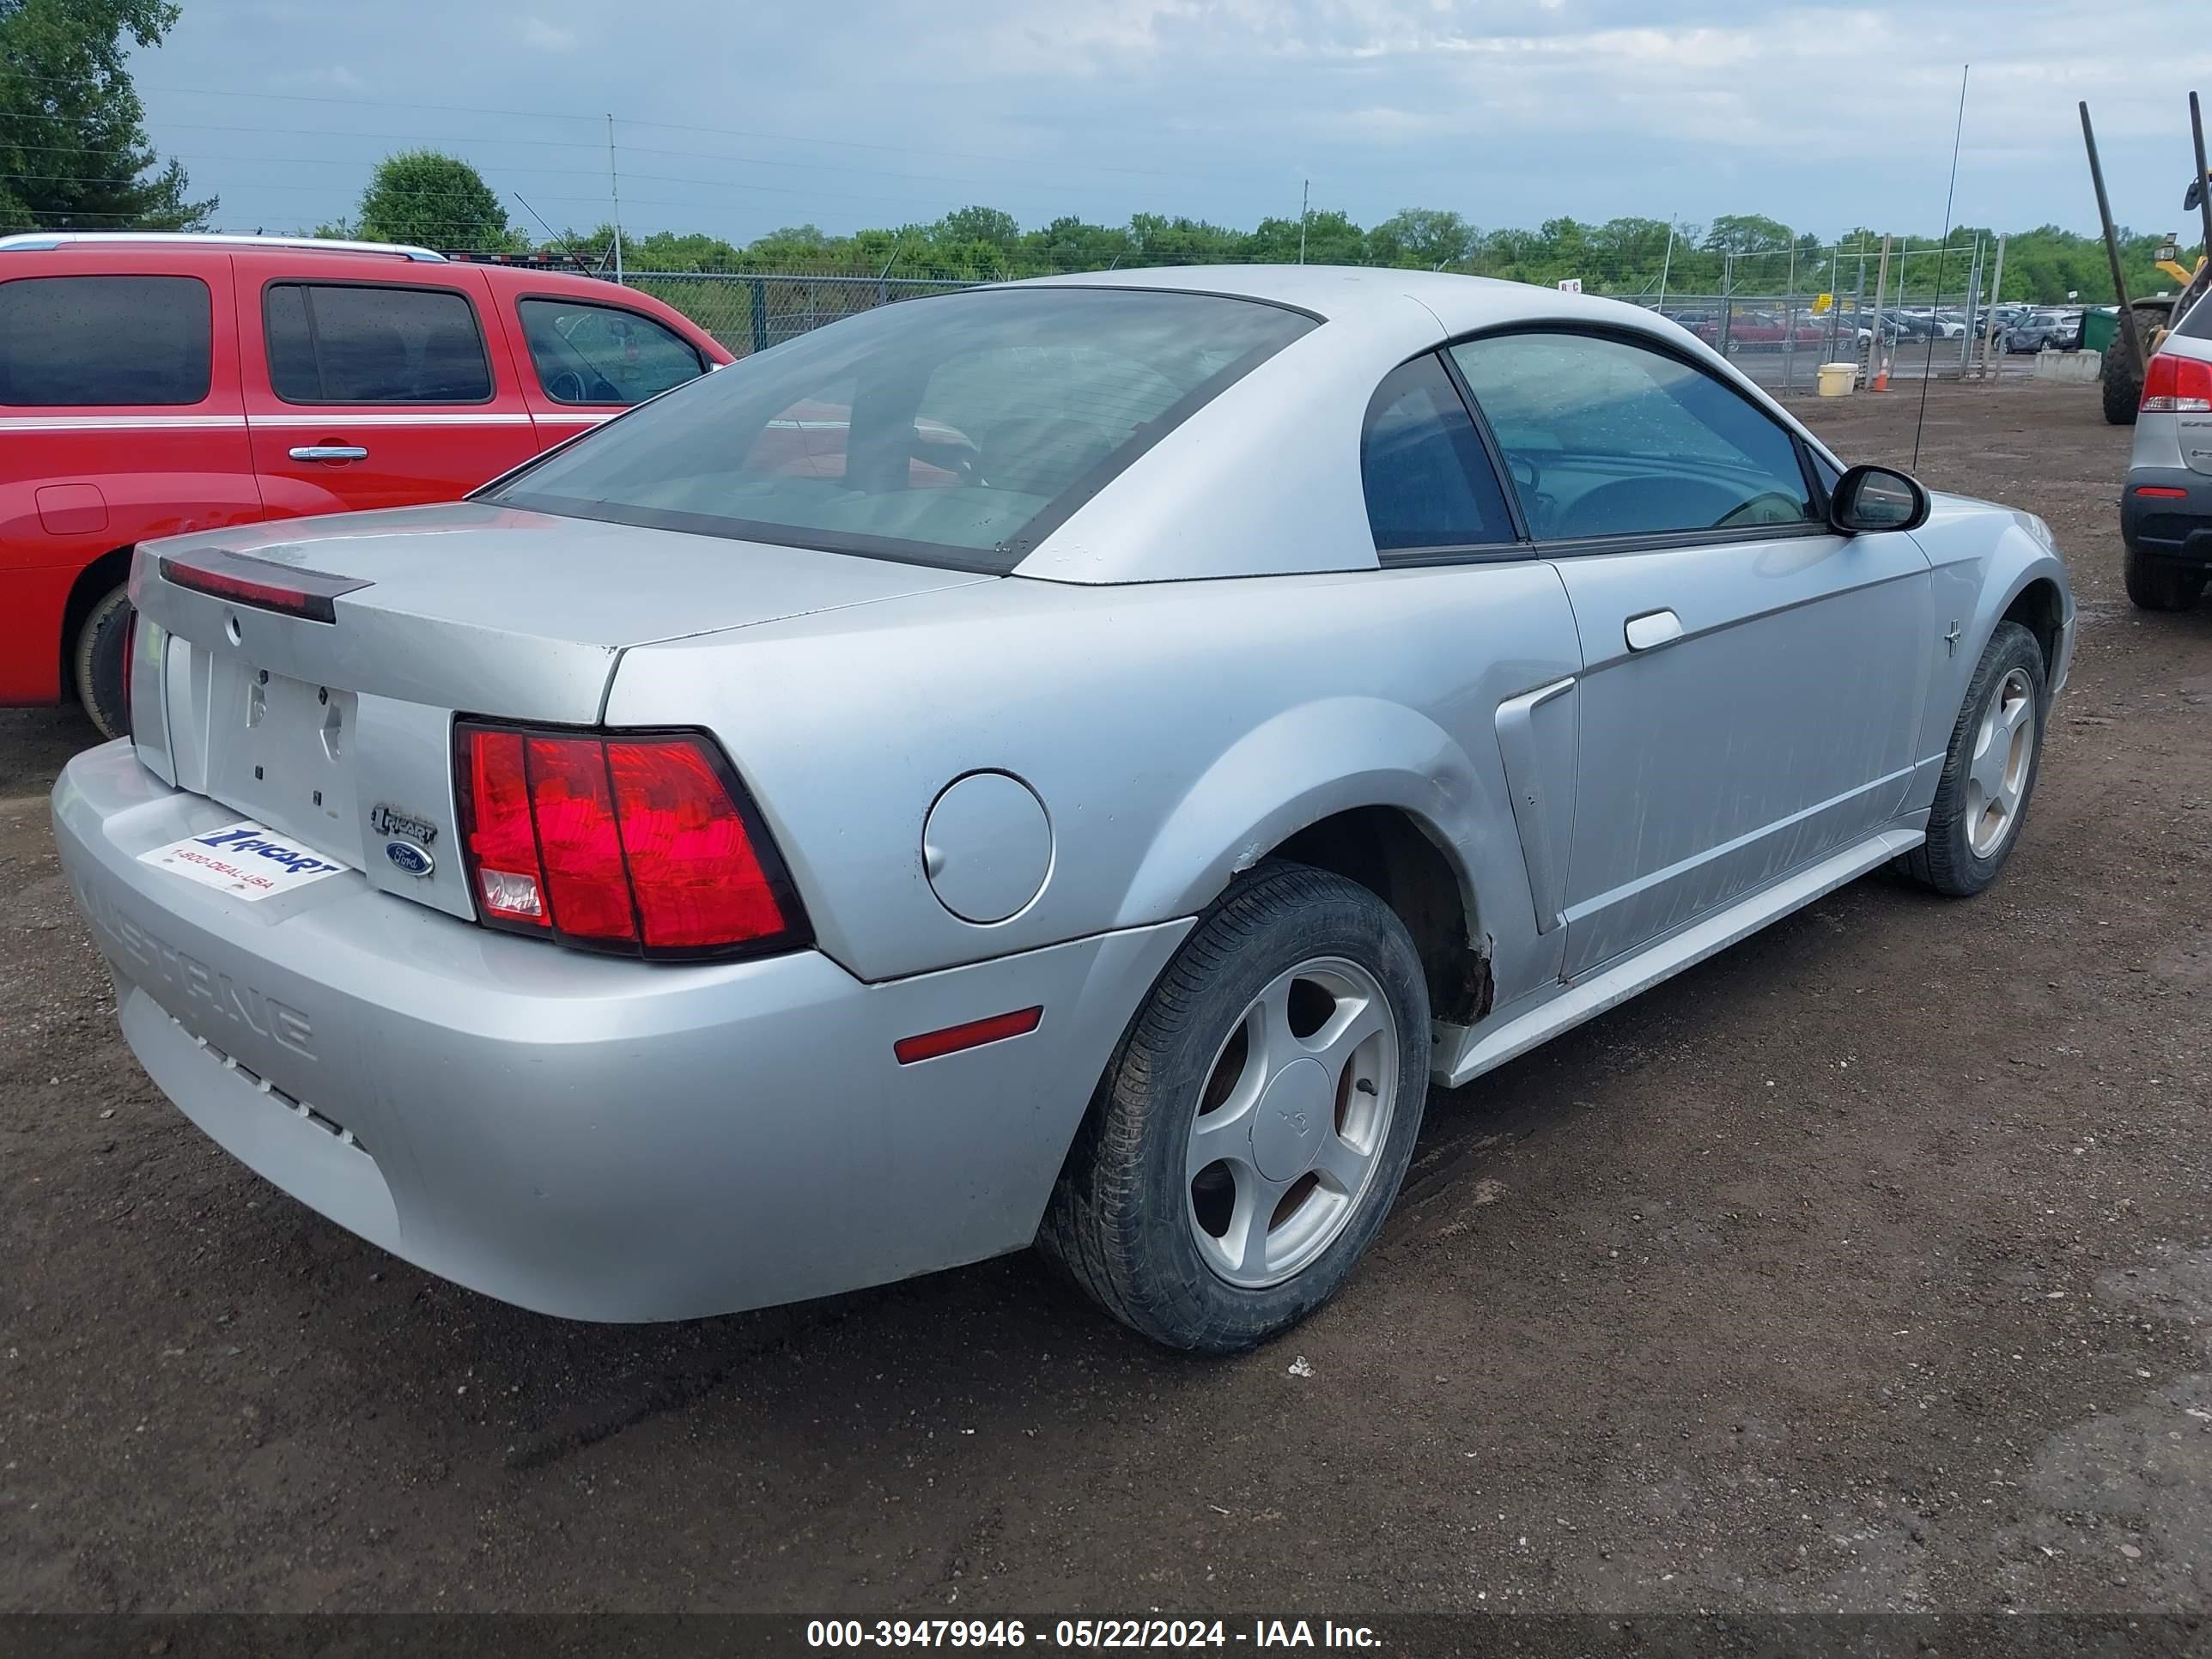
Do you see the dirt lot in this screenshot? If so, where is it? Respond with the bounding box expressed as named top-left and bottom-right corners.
top-left (2, 381), bottom-right (2208, 1626)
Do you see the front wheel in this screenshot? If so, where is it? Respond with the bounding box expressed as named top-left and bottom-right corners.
top-left (1041, 862), bottom-right (1431, 1352)
top-left (71, 584), bottom-right (133, 739)
top-left (1903, 621), bottom-right (2047, 897)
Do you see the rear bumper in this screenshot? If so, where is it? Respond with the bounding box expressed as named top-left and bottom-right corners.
top-left (53, 740), bottom-right (1189, 1322)
top-left (2121, 467), bottom-right (2212, 568)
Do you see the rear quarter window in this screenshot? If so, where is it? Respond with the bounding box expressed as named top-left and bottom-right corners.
top-left (0, 275), bottom-right (212, 406)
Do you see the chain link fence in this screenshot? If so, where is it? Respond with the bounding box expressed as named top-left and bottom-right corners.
top-left (620, 270), bottom-right (975, 356)
top-left (612, 235), bottom-right (2047, 393)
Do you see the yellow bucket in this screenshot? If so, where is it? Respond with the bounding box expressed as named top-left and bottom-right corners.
top-left (1816, 362), bottom-right (1857, 398)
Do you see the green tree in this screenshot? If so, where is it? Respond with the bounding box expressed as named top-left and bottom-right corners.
top-left (1020, 214), bottom-right (1134, 274)
top-left (1704, 213), bottom-right (1794, 256)
top-left (0, 0), bottom-right (213, 233)
top-left (352, 149), bottom-right (520, 252)
top-left (1367, 208), bottom-right (1478, 269)
top-left (931, 204), bottom-right (1020, 258)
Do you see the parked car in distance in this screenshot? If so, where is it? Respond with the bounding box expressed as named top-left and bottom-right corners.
top-left (0, 233), bottom-right (733, 736)
top-left (52, 267), bottom-right (2075, 1352)
top-left (2008, 309), bottom-right (2082, 353)
top-left (2120, 284), bottom-right (2212, 610)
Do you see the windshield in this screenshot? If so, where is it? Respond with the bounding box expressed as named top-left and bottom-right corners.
top-left (484, 286), bottom-right (1316, 572)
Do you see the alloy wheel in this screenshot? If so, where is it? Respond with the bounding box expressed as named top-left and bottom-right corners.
top-left (1184, 957), bottom-right (1401, 1290)
top-left (1965, 665), bottom-right (2036, 858)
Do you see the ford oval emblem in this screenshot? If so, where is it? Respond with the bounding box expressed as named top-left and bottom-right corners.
top-left (384, 838), bottom-right (434, 878)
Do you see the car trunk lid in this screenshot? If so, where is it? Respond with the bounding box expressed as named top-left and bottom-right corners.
top-left (127, 501), bottom-right (989, 920)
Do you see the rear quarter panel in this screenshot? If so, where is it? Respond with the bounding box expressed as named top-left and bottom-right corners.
top-left (605, 562), bottom-right (1583, 997)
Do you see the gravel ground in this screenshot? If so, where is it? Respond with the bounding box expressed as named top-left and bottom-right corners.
top-left (1, 380), bottom-right (2207, 1623)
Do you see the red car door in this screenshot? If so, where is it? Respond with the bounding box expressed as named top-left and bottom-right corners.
top-left (0, 250), bottom-right (257, 709)
top-left (233, 255), bottom-right (538, 518)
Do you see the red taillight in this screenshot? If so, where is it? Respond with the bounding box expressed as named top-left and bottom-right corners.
top-left (606, 738), bottom-right (787, 949)
top-left (2141, 353), bottom-right (2212, 414)
top-left (527, 736), bottom-right (635, 943)
top-left (454, 723), bottom-right (806, 960)
top-left (465, 729), bottom-right (548, 929)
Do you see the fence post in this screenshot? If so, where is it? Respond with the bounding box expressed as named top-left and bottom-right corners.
top-left (1852, 246), bottom-right (1868, 373)
top-left (1959, 238), bottom-right (1982, 377)
top-left (1869, 235), bottom-right (1893, 382)
top-left (1783, 244), bottom-right (1798, 395)
top-left (1718, 253), bottom-right (1734, 356)
top-left (1821, 241), bottom-right (1841, 364)
top-left (1980, 234), bottom-right (2008, 380)
top-left (748, 277), bottom-right (769, 356)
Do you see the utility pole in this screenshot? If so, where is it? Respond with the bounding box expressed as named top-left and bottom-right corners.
top-left (607, 113), bottom-right (624, 285)
top-left (1656, 222), bottom-right (1675, 311)
top-left (1297, 179), bottom-right (1310, 265)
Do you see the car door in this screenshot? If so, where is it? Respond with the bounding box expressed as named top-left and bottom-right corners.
top-left (1449, 327), bottom-right (1935, 981)
top-left (506, 290), bottom-right (713, 447)
top-left (1357, 352), bottom-right (1583, 1005)
top-left (0, 254), bottom-right (258, 708)
top-left (234, 258), bottom-right (538, 518)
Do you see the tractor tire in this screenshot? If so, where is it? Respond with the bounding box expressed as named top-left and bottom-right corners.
top-left (2101, 307), bottom-right (2166, 426)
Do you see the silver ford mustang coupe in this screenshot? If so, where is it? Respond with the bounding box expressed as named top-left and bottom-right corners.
top-left (52, 267), bottom-right (2073, 1352)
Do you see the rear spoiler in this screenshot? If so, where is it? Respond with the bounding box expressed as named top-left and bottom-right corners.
top-left (155, 549), bottom-right (373, 624)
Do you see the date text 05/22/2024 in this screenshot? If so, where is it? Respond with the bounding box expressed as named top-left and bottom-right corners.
top-left (805, 1620), bottom-right (1382, 1649)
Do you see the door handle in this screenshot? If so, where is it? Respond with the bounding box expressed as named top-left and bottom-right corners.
top-left (289, 445), bottom-right (368, 464)
top-left (1624, 609), bottom-right (1684, 652)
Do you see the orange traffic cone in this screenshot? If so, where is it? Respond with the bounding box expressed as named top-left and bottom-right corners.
top-left (1871, 353), bottom-right (1891, 392)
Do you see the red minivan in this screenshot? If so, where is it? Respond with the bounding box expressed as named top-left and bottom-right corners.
top-left (0, 233), bottom-right (734, 734)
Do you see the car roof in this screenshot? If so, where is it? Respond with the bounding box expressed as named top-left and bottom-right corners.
top-left (1000, 264), bottom-right (1847, 586)
top-left (1013, 262), bottom-right (1651, 338)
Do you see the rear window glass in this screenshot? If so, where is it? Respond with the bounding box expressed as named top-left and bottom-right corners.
top-left (0, 275), bottom-right (211, 406)
top-left (2175, 287), bottom-right (2212, 342)
top-left (484, 287), bottom-right (1315, 572)
top-left (264, 283), bottom-right (492, 404)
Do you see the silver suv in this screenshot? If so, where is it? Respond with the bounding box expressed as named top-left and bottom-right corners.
top-left (2121, 280), bottom-right (2212, 609)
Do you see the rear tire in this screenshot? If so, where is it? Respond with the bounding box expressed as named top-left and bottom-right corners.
top-left (2100, 308), bottom-right (2166, 426)
top-left (71, 585), bottom-right (133, 739)
top-left (1041, 862), bottom-right (1431, 1353)
top-left (2124, 544), bottom-right (2206, 612)
top-left (1903, 622), bottom-right (2046, 898)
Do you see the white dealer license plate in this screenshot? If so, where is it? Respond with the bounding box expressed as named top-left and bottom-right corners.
top-left (138, 821), bottom-right (349, 901)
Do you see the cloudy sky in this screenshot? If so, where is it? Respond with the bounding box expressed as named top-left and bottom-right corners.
top-left (136, 0), bottom-right (2212, 247)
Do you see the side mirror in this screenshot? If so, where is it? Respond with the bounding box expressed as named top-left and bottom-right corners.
top-left (1830, 464), bottom-right (1929, 535)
